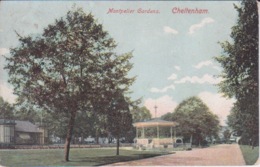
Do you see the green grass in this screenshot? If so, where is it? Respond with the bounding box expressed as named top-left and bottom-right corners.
top-left (0, 148), bottom-right (169, 166)
top-left (239, 145), bottom-right (259, 165)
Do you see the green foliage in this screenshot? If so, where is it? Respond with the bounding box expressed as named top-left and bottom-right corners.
top-left (239, 145), bottom-right (259, 165)
top-left (161, 112), bottom-right (173, 121)
top-left (162, 96), bottom-right (220, 145)
top-left (14, 106), bottom-right (40, 123)
top-left (126, 106), bottom-right (152, 143)
top-left (107, 93), bottom-right (132, 134)
top-left (4, 7), bottom-right (135, 160)
top-left (105, 91), bottom-right (133, 155)
top-left (0, 97), bottom-right (14, 119)
top-left (223, 129), bottom-right (231, 141)
top-left (215, 0), bottom-right (258, 145)
top-left (227, 105), bottom-right (243, 136)
top-left (131, 106), bottom-right (152, 122)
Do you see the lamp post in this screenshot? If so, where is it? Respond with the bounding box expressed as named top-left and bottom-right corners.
top-left (154, 105), bottom-right (157, 118)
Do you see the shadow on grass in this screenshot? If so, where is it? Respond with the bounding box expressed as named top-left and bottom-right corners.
top-left (70, 153), bottom-right (168, 166)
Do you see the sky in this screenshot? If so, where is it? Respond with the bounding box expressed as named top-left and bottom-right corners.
top-left (0, 1), bottom-right (240, 125)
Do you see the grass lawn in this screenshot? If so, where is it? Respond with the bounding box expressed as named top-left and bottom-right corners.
top-left (0, 148), bottom-right (169, 166)
top-left (239, 145), bottom-right (259, 165)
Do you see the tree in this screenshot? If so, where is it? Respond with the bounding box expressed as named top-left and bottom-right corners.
top-left (106, 91), bottom-right (132, 155)
top-left (47, 111), bottom-right (70, 142)
top-left (131, 106), bottom-right (152, 122)
top-left (223, 129), bottom-right (231, 142)
top-left (227, 105), bottom-right (243, 136)
top-left (13, 99), bottom-right (41, 123)
top-left (161, 112), bottom-right (174, 121)
top-left (215, 0), bottom-right (258, 146)
top-left (0, 97), bottom-right (14, 120)
top-left (90, 112), bottom-right (108, 144)
top-left (163, 97), bottom-right (220, 145)
top-left (121, 106), bottom-right (152, 142)
top-left (5, 7), bottom-right (135, 161)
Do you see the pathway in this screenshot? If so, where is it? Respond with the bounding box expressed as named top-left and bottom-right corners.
top-left (105, 144), bottom-right (245, 166)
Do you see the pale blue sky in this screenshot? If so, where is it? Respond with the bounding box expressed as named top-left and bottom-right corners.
top-left (0, 1), bottom-right (239, 125)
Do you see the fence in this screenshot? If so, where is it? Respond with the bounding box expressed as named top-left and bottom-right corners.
top-left (174, 143), bottom-right (192, 149)
top-left (0, 143), bottom-right (133, 149)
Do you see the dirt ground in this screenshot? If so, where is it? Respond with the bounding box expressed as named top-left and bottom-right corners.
top-left (105, 144), bottom-right (246, 166)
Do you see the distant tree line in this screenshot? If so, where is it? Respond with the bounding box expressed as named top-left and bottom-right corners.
top-left (0, 95), bottom-right (151, 153)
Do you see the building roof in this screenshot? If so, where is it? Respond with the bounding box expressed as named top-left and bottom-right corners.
top-left (0, 119), bottom-right (16, 125)
top-left (133, 118), bottom-right (179, 128)
top-left (15, 120), bottom-right (41, 133)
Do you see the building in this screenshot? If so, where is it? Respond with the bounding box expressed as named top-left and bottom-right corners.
top-left (0, 119), bottom-right (48, 145)
top-left (133, 118), bottom-right (179, 149)
top-left (0, 119), bottom-right (15, 144)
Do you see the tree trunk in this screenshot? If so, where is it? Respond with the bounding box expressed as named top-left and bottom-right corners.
top-left (73, 136), bottom-right (76, 144)
top-left (116, 135), bottom-right (120, 155)
top-left (81, 133), bottom-right (84, 144)
top-left (64, 111), bottom-right (77, 162)
top-left (109, 137), bottom-right (112, 143)
top-left (190, 134), bottom-right (193, 147)
top-left (95, 129), bottom-right (99, 144)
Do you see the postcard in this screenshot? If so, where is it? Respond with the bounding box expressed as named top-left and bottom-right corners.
top-left (0, 0), bottom-right (258, 166)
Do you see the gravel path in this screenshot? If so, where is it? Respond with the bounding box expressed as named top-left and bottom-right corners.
top-left (105, 144), bottom-right (245, 166)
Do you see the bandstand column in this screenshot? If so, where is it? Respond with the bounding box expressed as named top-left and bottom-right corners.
top-left (170, 126), bottom-right (173, 140)
top-left (142, 127), bottom-right (145, 138)
top-left (157, 125), bottom-right (159, 139)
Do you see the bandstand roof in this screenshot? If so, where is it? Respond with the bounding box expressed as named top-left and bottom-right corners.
top-left (133, 118), bottom-right (179, 128)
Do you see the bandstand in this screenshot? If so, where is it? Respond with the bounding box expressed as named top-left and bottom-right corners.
top-left (133, 118), bottom-right (179, 149)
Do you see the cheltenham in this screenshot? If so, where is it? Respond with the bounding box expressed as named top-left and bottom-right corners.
top-left (172, 7), bottom-right (209, 14)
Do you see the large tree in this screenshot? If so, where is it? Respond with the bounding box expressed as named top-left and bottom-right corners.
top-left (215, 0), bottom-right (258, 146)
top-left (163, 97), bottom-right (220, 145)
top-left (5, 7), bottom-right (134, 161)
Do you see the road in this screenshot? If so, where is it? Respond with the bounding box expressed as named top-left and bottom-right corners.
top-left (106, 144), bottom-right (245, 166)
